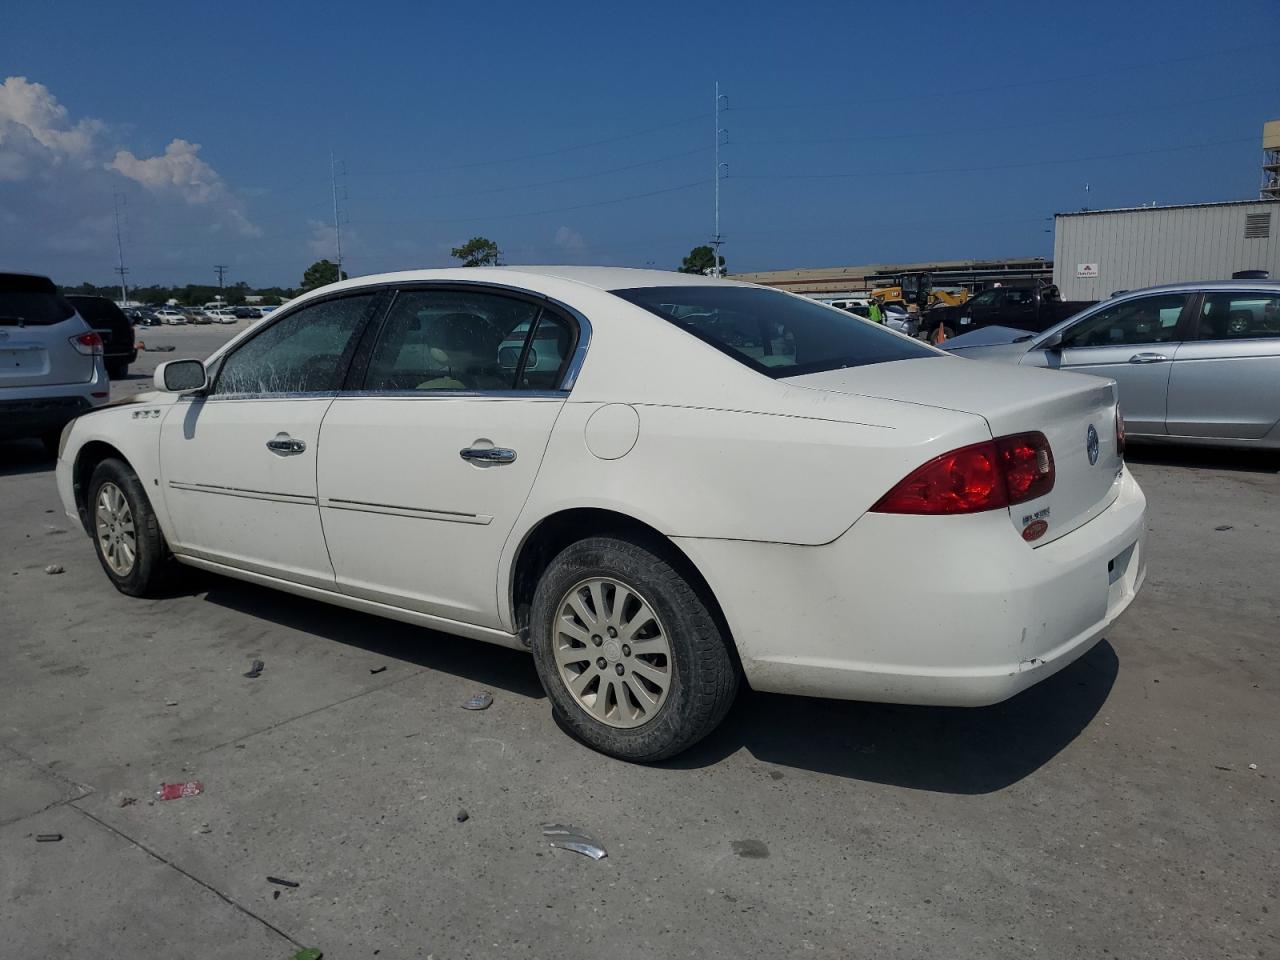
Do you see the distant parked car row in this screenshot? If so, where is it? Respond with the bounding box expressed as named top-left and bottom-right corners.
top-left (123, 304), bottom-right (278, 326)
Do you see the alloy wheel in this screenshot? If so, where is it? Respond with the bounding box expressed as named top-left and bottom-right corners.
top-left (95, 481), bottom-right (137, 576)
top-left (553, 577), bottom-right (673, 729)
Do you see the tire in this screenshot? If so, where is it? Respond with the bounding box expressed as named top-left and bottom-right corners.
top-left (107, 360), bottom-right (128, 379)
top-left (530, 535), bottom-right (738, 762)
top-left (87, 458), bottom-right (178, 597)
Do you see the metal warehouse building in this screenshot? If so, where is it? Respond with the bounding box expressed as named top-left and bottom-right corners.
top-left (1053, 199), bottom-right (1280, 301)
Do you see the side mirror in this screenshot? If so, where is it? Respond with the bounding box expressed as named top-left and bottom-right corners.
top-left (1041, 331), bottom-right (1065, 352)
top-left (154, 359), bottom-right (207, 393)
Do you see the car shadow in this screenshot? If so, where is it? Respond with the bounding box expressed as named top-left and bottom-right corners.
top-left (0, 439), bottom-right (54, 476)
top-left (661, 640), bottom-right (1119, 794)
top-left (198, 575), bottom-right (545, 700)
top-left (1125, 441), bottom-right (1280, 475)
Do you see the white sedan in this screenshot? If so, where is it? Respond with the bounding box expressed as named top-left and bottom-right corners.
top-left (55, 267), bottom-right (1147, 761)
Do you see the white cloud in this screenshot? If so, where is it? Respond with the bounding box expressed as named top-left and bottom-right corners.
top-left (0, 76), bottom-right (102, 173)
top-left (553, 225), bottom-right (585, 253)
top-left (111, 139), bottom-right (220, 203)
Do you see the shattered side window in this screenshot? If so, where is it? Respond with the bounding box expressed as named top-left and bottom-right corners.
top-left (212, 294), bottom-right (375, 396)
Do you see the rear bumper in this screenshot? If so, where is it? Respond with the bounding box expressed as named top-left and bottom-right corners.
top-left (676, 467), bottom-right (1147, 707)
top-left (0, 395), bottom-right (93, 439)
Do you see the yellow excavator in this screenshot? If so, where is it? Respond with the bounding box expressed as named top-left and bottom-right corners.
top-left (871, 273), bottom-right (969, 313)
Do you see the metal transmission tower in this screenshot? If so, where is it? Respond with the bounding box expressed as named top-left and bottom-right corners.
top-left (710, 82), bottom-right (729, 277)
top-left (214, 264), bottom-right (229, 293)
top-left (112, 193), bottom-right (129, 305)
top-left (330, 149), bottom-right (346, 280)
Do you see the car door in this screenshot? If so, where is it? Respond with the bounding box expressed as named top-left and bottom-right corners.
top-left (956, 288), bottom-right (1001, 331)
top-left (1025, 292), bottom-right (1195, 436)
top-left (159, 291), bottom-right (383, 587)
top-left (1166, 290), bottom-right (1280, 440)
top-left (317, 285), bottom-right (581, 629)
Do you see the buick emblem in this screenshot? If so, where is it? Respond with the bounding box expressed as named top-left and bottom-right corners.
top-left (1086, 424), bottom-right (1100, 465)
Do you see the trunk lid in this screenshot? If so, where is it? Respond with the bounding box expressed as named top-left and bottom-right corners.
top-left (0, 274), bottom-right (97, 388)
top-left (786, 356), bottom-right (1123, 544)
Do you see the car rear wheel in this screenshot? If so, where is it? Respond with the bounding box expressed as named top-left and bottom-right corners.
top-left (530, 535), bottom-right (738, 762)
top-left (88, 458), bottom-right (177, 597)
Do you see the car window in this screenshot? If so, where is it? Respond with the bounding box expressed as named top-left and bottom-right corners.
top-left (0, 274), bottom-right (75, 326)
top-left (614, 285), bottom-right (934, 378)
top-left (363, 289), bottom-right (564, 392)
top-left (1197, 292), bottom-right (1280, 340)
top-left (212, 293), bottom-right (376, 396)
top-left (1004, 289), bottom-right (1032, 306)
top-left (970, 290), bottom-right (999, 308)
top-left (1061, 294), bottom-right (1190, 349)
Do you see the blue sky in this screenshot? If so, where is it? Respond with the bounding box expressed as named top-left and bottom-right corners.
top-left (1, 0), bottom-right (1275, 289)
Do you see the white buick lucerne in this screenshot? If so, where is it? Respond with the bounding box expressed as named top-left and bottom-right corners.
top-left (55, 267), bottom-right (1147, 761)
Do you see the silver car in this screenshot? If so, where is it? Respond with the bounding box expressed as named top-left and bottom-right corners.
top-left (943, 281), bottom-right (1280, 449)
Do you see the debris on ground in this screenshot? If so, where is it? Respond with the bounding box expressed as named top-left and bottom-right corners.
top-left (462, 692), bottom-right (493, 711)
top-left (156, 780), bottom-right (203, 801)
top-left (1214, 524), bottom-right (1233, 531)
top-left (35, 833), bottom-right (63, 842)
top-left (542, 824), bottom-right (607, 860)
top-left (1249, 763), bottom-right (1258, 770)
top-left (268, 876), bottom-right (300, 888)
top-left (456, 809), bottom-right (470, 823)
top-left (118, 796), bottom-right (137, 807)
top-left (243, 659), bottom-right (265, 679)
top-left (273, 890), bottom-right (280, 900)
top-left (44, 564), bottom-right (64, 575)
top-left (731, 839), bottom-right (770, 859)
top-left (164, 700), bottom-right (179, 707)
top-left (290, 949), bottom-right (323, 960)
top-left (369, 666), bottom-right (387, 675)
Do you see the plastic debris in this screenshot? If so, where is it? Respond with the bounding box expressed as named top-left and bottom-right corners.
top-left (462, 692), bottom-right (493, 711)
top-left (36, 833), bottom-right (63, 842)
top-left (44, 564), bottom-right (65, 575)
top-left (267, 876), bottom-right (300, 888)
top-left (369, 666), bottom-right (387, 675)
top-left (290, 949), bottom-right (323, 960)
top-left (542, 824), bottom-right (607, 860)
top-left (456, 809), bottom-right (470, 823)
top-left (243, 659), bottom-right (265, 679)
top-left (156, 780), bottom-right (203, 801)
top-left (164, 700), bottom-right (179, 707)
top-left (1249, 763), bottom-right (1258, 770)
top-left (1215, 524), bottom-right (1233, 531)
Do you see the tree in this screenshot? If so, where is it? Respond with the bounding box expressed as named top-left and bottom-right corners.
top-left (450, 236), bottom-right (500, 267)
top-left (679, 245), bottom-right (725, 276)
top-left (300, 259), bottom-right (347, 292)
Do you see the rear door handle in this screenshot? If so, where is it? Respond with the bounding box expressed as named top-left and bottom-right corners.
top-left (460, 446), bottom-right (517, 464)
top-left (266, 435), bottom-right (306, 455)
top-left (1128, 352), bottom-right (1169, 364)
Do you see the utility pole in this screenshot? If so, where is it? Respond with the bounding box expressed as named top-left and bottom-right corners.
top-left (330, 149), bottom-right (344, 282)
top-left (112, 193), bottom-right (129, 305)
top-left (214, 264), bottom-right (228, 297)
top-left (710, 82), bottom-right (729, 278)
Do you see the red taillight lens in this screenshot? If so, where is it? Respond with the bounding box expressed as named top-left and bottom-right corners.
top-left (69, 331), bottom-right (104, 356)
top-left (872, 432), bottom-right (1054, 516)
top-left (1115, 407), bottom-right (1126, 458)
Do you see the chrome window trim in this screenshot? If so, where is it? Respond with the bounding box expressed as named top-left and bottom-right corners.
top-left (184, 389), bottom-right (570, 402)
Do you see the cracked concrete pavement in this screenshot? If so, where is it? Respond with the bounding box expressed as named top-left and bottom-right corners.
top-left (1, 325), bottom-right (1276, 959)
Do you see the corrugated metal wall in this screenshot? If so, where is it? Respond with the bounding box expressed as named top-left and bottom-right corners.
top-left (1052, 202), bottom-right (1280, 300)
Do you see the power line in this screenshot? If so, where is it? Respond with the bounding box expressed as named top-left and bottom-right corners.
top-left (214, 264), bottom-right (228, 291)
top-left (732, 136), bottom-right (1256, 182)
top-left (112, 193), bottom-right (129, 305)
top-left (330, 149), bottom-right (345, 279)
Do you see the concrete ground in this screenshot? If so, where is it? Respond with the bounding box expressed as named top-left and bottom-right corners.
top-left (1, 325), bottom-right (1276, 960)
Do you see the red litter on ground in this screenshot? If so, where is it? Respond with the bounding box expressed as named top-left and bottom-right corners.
top-left (156, 780), bottom-right (204, 801)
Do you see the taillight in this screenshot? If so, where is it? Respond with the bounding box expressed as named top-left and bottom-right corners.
top-left (1116, 407), bottom-right (1126, 458)
top-left (872, 432), bottom-right (1054, 516)
top-left (69, 331), bottom-right (104, 356)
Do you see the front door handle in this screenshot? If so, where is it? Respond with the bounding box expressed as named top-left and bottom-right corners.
top-left (1128, 352), bottom-right (1170, 364)
top-left (460, 446), bottom-right (517, 464)
top-left (266, 435), bottom-right (306, 455)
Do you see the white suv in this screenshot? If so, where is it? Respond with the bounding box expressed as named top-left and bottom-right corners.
top-left (0, 272), bottom-right (109, 454)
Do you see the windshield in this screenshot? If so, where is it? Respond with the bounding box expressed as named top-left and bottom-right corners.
top-left (0, 274), bottom-right (75, 326)
top-left (613, 285), bottom-right (935, 378)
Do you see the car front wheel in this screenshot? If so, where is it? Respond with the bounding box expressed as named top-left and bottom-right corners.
top-left (530, 535), bottom-right (738, 762)
top-left (88, 458), bottom-right (177, 597)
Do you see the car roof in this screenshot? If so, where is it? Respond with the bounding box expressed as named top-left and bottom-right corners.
top-left (1108, 279), bottom-right (1280, 296)
top-left (314, 265), bottom-right (759, 295)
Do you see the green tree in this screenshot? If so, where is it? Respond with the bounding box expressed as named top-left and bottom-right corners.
top-left (450, 236), bottom-right (500, 267)
top-left (300, 259), bottom-right (347, 292)
top-left (679, 245), bottom-right (725, 276)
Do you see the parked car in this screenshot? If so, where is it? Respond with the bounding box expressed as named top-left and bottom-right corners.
top-left (211, 309), bottom-right (239, 324)
top-left (928, 283), bottom-right (1094, 340)
top-left (1, 272), bottom-right (109, 453)
top-left (233, 306), bottom-right (257, 319)
top-left (187, 309), bottom-right (214, 325)
top-left (882, 304), bottom-right (918, 338)
top-left (943, 281), bottom-right (1280, 448)
top-left (66, 295), bottom-right (137, 378)
top-left (154, 308), bottom-right (187, 325)
top-left (55, 267), bottom-right (1146, 761)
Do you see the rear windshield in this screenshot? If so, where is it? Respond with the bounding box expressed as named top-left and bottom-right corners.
top-left (0, 274), bottom-right (75, 327)
top-left (613, 285), bottom-right (936, 377)
top-left (67, 296), bottom-right (127, 327)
